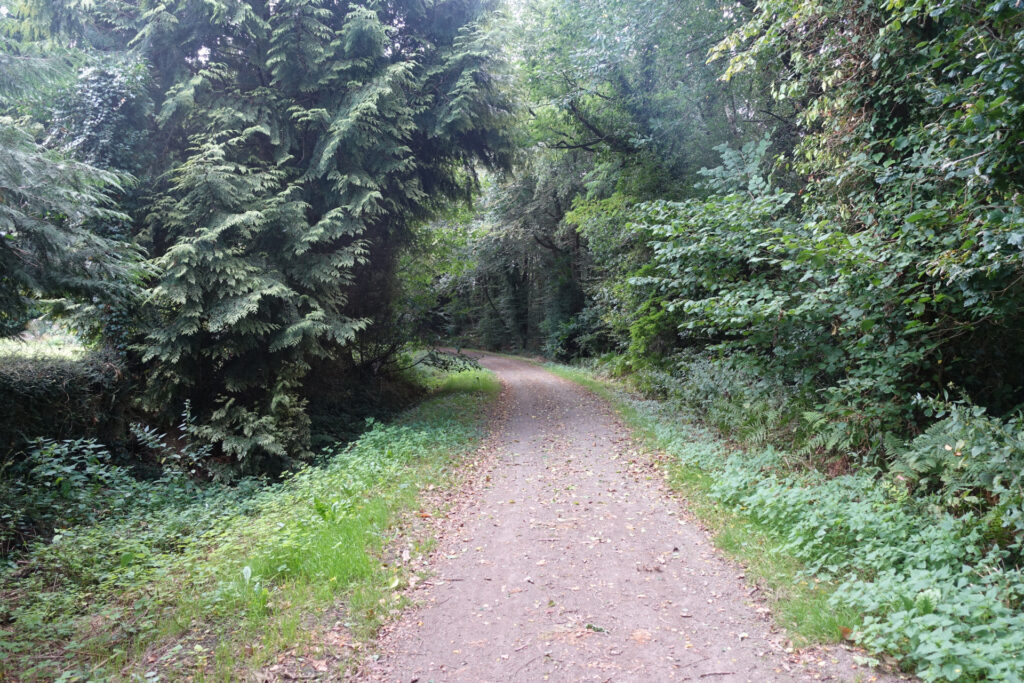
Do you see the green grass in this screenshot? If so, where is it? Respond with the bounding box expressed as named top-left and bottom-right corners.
top-left (433, 365), bottom-right (503, 396)
top-left (547, 363), bottom-right (1024, 681)
top-left (544, 363), bottom-right (848, 647)
top-left (0, 368), bottom-right (500, 681)
top-left (664, 464), bottom-right (856, 645)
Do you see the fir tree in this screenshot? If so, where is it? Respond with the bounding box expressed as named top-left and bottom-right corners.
top-left (79, 0), bottom-right (516, 469)
top-left (0, 35), bottom-right (140, 336)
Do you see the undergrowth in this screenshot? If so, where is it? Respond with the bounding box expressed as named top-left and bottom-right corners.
top-left (0, 339), bottom-right (130, 459)
top-left (548, 362), bottom-right (1024, 682)
top-left (0, 367), bottom-right (500, 681)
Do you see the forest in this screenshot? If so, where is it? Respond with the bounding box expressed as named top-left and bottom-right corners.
top-left (1, 0), bottom-right (1023, 680)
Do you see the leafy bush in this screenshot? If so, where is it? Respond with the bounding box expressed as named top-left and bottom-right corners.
top-left (628, 139), bottom-right (930, 455)
top-left (608, 0), bottom-right (1024, 459)
top-left (0, 428), bottom-right (219, 556)
top-left (543, 307), bottom-right (612, 361)
top-left (893, 404), bottom-right (1024, 524)
top-left (1, 439), bottom-right (134, 550)
top-left (621, 350), bottom-right (807, 456)
top-left (0, 345), bottom-right (130, 456)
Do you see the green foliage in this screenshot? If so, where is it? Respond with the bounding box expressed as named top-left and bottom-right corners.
top-left (706, 0), bottom-right (1024, 431)
top-left (633, 80), bottom-right (1024, 451)
top-left (519, 0), bottom-right (751, 191)
top-left (0, 28), bottom-right (143, 337)
top-left (1, 439), bottom-right (134, 553)
top-left (443, 152), bottom-right (596, 351)
top-left (543, 306), bottom-right (611, 361)
top-left (1, 397), bottom-right (226, 554)
top-left (444, 0), bottom-right (764, 355)
top-left (22, 0), bottom-right (513, 468)
top-left (0, 118), bottom-right (141, 336)
top-left (131, 405), bottom-right (221, 478)
top-left (732, 466), bottom-right (1024, 682)
top-left (395, 205), bottom-right (484, 345)
top-left (0, 368), bottom-right (498, 680)
top-left (555, 363), bottom-right (1024, 682)
top-left (5, 0), bottom-right (1024, 675)
top-left (2, 0), bottom-right (513, 471)
top-left (46, 56), bottom-right (154, 178)
top-left (618, 350), bottom-right (806, 452)
top-left (892, 403), bottom-right (1024, 516)
top-left (0, 343), bottom-right (130, 458)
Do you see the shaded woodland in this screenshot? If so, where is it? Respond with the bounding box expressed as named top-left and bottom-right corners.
top-left (2, 0), bottom-right (1024, 679)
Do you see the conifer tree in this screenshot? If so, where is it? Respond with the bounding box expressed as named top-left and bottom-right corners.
top-left (77, 0), bottom-right (515, 468)
top-left (0, 35), bottom-right (140, 337)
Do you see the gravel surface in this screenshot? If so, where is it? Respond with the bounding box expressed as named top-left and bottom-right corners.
top-left (361, 355), bottom-right (905, 682)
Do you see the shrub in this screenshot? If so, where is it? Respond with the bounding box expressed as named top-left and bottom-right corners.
top-left (893, 404), bottom-right (1024, 505)
top-left (0, 345), bottom-right (131, 456)
top-left (623, 350), bottom-right (807, 454)
top-left (892, 403), bottom-right (1024, 554)
top-left (0, 431), bottom-right (221, 555)
top-left (543, 307), bottom-right (613, 361)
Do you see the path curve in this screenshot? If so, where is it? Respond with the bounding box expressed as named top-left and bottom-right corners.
top-left (362, 356), bottom-right (886, 682)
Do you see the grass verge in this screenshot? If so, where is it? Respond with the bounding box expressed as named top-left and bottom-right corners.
top-left (0, 368), bottom-right (500, 682)
top-left (544, 364), bottom-right (851, 648)
top-left (547, 363), bottom-right (1024, 682)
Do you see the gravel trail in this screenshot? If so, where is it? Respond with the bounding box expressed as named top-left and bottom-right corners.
top-left (363, 355), bottom-right (895, 682)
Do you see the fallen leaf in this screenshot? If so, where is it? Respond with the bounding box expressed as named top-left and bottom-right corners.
top-left (631, 629), bottom-right (652, 643)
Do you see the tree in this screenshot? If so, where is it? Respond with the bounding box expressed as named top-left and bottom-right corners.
top-left (29, 0), bottom-right (515, 469)
top-left (0, 35), bottom-right (140, 337)
top-left (443, 0), bottom-right (764, 357)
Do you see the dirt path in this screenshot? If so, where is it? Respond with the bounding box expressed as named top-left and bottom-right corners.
top-left (361, 356), bottom-right (891, 682)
